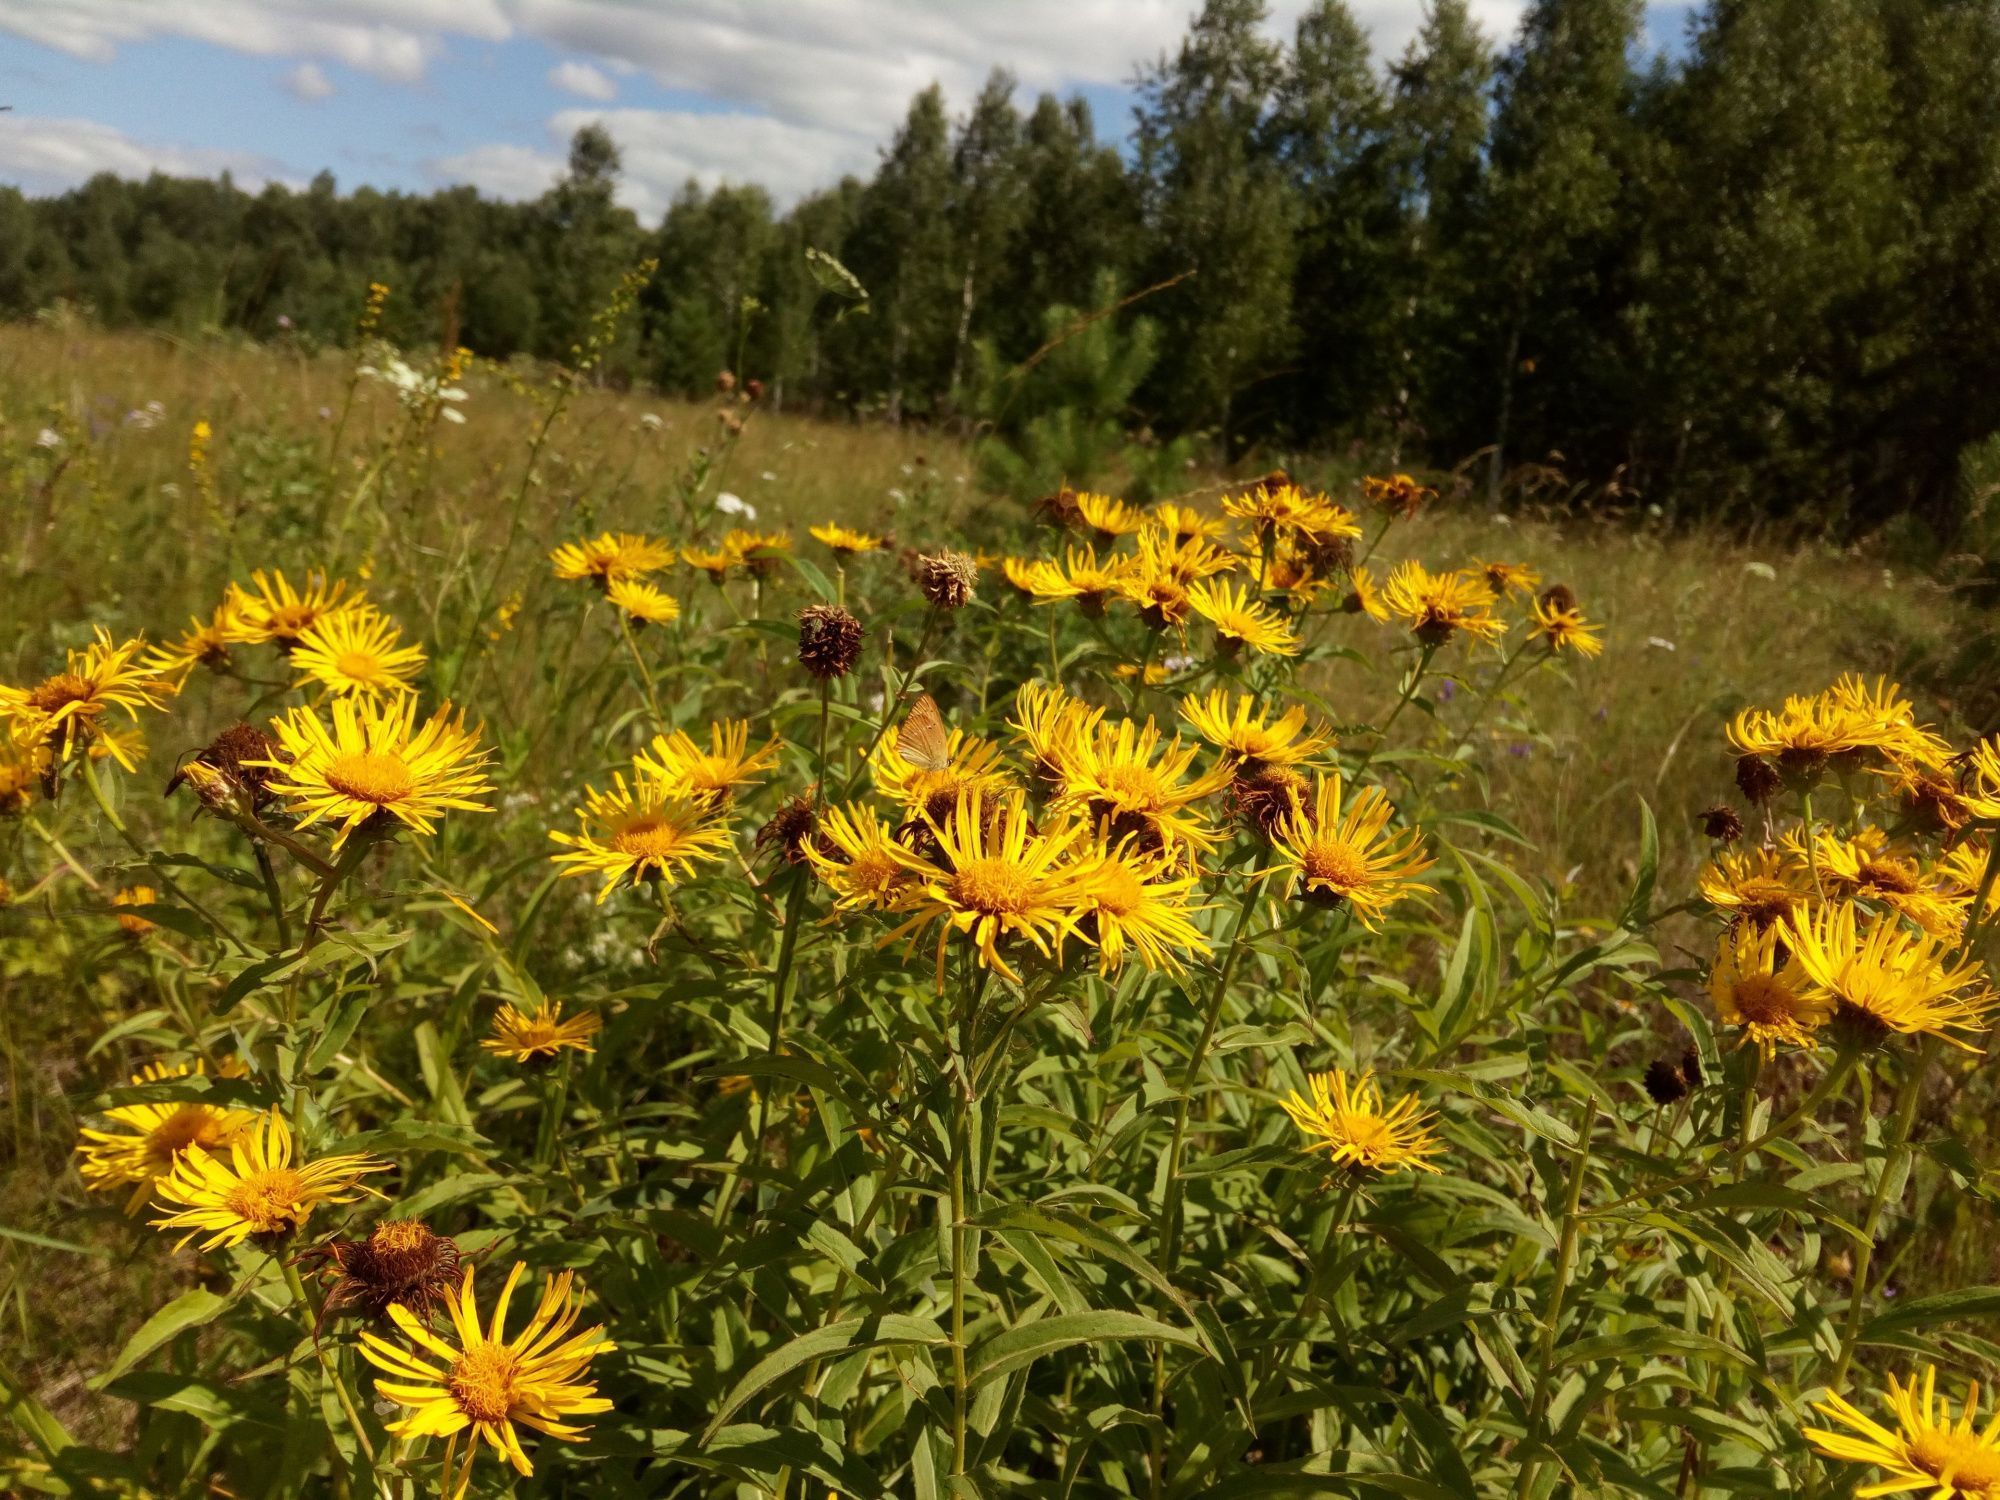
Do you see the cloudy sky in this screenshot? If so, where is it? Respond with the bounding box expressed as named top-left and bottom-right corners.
top-left (0, 2), bottom-right (1695, 223)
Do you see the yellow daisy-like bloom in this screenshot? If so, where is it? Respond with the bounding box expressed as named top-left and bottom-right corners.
top-left (292, 606), bottom-right (426, 699)
top-left (1150, 502), bottom-right (1228, 543)
top-left (1827, 674), bottom-right (1953, 770)
top-left (1728, 676), bottom-right (1946, 778)
top-left (112, 884), bottom-right (159, 936)
top-left (359, 1260), bottom-right (613, 1492)
top-left (1064, 842), bottom-right (1210, 974)
top-left (1132, 525), bottom-right (1238, 586)
top-left (1361, 472), bottom-right (1434, 518)
top-left (1113, 662), bottom-right (1170, 687)
top-left (870, 728), bottom-right (1016, 825)
top-left (681, 545), bottom-right (736, 581)
top-left (809, 523), bottom-right (887, 555)
top-left (1806, 1367), bottom-right (2000, 1499)
top-left (0, 627), bottom-right (175, 770)
top-left (146, 598), bottom-right (250, 683)
top-left (1244, 540), bottom-right (1329, 606)
top-left (1475, 560), bottom-right (1542, 598)
top-left (1958, 736), bottom-right (2000, 823)
top-left (227, 569), bottom-right (362, 648)
top-left (1876, 754), bottom-right (1984, 835)
top-left (1010, 681), bottom-right (1106, 786)
top-left (151, 1108), bottom-right (389, 1250)
top-left (1000, 556), bottom-right (1043, 596)
top-left (1341, 566), bottom-right (1388, 622)
top-left (548, 772), bottom-right (732, 902)
top-left (1294, 497), bottom-right (1364, 550)
top-left (1023, 545), bottom-right (1134, 617)
top-left (1784, 901), bottom-right (1993, 1051)
top-left (1805, 827), bottom-right (1969, 938)
top-left (1222, 482), bottom-right (1320, 535)
top-left (803, 801), bottom-right (919, 912)
top-left (258, 696), bottom-right (492, 850)
top-left (1187, 578), bottom-right (1301, 657)
top-left (884, 791), bottom-right (1090, 984)
top-left (1380, 562), bottom-right (1506, 647)
top-left (606, 576), bottom-right (681, 627)
top-left (1269, 771), bottom-right (1434, 928)
top-left (1280, 1068), bottom-right (1444, 1175)
top-left (1529, 596), bottom-right (1604, 657)
top-left (0, 739), bottom-right (46, 815)
top-left (722, 528), bottom-right (793, 573)
top-left (635, 719), bottom-right (779, 806)
top-left (1052, 716), bottom-right (1231, 859)
top-left (1708, 922), bottom-right (1829, 1058)
top-left (76, 1059), bottom-right (257, 1213)
top-left (1937, 844), bottom-right (2000, 921)
top-left (481, 1001), bottom-right (601, 1063)
top-left (1180, 689), bottom-right (1332, 771)
top-left (1696, 848), bottom-right (1810, 930)
top-left (1075, 491), bottom-right (1145, 540)
top-left (549, 531), bottom-right (674, 585)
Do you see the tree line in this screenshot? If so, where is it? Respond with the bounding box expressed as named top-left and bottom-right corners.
top-left (4, 0), bottom-right (1998, 532)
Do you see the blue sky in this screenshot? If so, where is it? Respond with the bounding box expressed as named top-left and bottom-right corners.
top-left (0, 2), bottom-right (1696, 223)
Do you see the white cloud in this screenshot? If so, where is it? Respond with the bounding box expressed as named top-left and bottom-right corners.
top-left (285, 60), bottom-right (335, 100)
top-left (549, 58), bottom-right (615, 101)
top-left (430, 140), bottom-right (563, 203)
top-left (0, 113), bottom-right (282, 193)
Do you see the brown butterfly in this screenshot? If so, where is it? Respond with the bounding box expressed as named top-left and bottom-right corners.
top-left (895, 692), bottom-right (951, 772)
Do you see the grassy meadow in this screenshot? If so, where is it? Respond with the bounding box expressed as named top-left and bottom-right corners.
top-left (3, 314), bottom-right (1998, 1498)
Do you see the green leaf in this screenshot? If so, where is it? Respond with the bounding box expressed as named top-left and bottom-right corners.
top-left (703, 1314), bottom-right (948, 1438)
top-left (1616, 797), bottom-right (1659, 929)
top-left (1863, 1286), bottom-right (2000, 1339)
top-left (93, 1288), bottom-right (228, 1386)
top-left (966, 1311), bottom-right (1201, 1389)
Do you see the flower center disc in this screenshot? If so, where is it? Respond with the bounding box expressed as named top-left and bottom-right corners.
top-left (1910, 1430), bottom-right (2000, 1492)
top-left (950, 856), bottom-right (1034, 916)
top-left (324, 750), bottom-right (415, 805)
top-left (611, 816), bottom-right (687, 860)
top-left (334, 651), bottom-right (387, 684)
top-left (1091, 865), bottom-right (1147, 918)
top-left (1729, 973), bottom-right (1798, 1026)
top-left (27, 672), bottom-right (92, 713)
top-left (1302, 837), bottom-right (1371, 892)
top-left (448, 1343), bottom-right (521, 1425)
top-left (147, 1107), bottom-right (232, 1167)
top-left (223, 1166), bottom-right (307, 1233)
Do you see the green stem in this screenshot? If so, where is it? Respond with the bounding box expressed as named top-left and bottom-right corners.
top-left (715, 867), bottom-right (811, 1226)
top-left (1516, 1095), bottom-right (1598, 1498)
top-left (282, 1258), bottom-right (379, 1470)
top-left (949, 965), bottom-right (988, 1479)
top-left (842, 606), bottom-right (942, 798)
top-left (617, 612), bottom-right (667, 729)
top-left (1353, 642), bottom-right (1437, 778)
top-left (253, 843), bottom-right (291, 951)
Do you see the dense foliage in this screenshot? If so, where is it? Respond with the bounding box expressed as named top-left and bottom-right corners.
top-left (5, 289), bottom-right (2000, 1498)
top-left (6, 0), bottom-right (2000, 531)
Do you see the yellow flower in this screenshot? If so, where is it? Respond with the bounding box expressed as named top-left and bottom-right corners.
top-left (803, 802), bottom-right (919, 912)
top-left (682, 545), bottom-right (736, 581)
top-left (884, 791), bottom-right (1090, 984)
top-left (1340, 566), bottom-right (1388, 622)
top-left (636, 719), bottom-right (779, 806)
top-left (1361, 472), bottom-right (1434, 518)
top-left (1528, 594), bottom-right (1603, 657)
top-left (1051, 715), bottom-right (1231, 859)
top-left (1876, 754), bottom-right (1984, 835)
top-left (1475, 560), bottom-right (1541, 597)
top-left (1010, 682), bottom-right (1106, 786)
top-left (1381, 562), bottom-right (1505, 646)
top-left (809, 523), bottom-right (887, 555)
top-left (722, 528), bottom-right (793, 574)
top-left (258, 696), bottom-right (494, 850)
top-left (1132, 524), bottom-right (1238, 586)
top-left (1113, 662), bottom-right (1170, 686)
top-left (112, 884), bottom-right (159, 936)
top-left (1179, 689), bottom-right (1331, 771)
top-left (1024, 544), bottom-right (1135, 617)
top-left (292, 606), bottom-right (426, 699)
top-left (0, 739), bottom-right (46, 815)
top-left (1187, 579), bottom-right (1301, 657)
top-left (1827, 674), bottom-right (1953, 769)
top-left (1708, 922), bottom-right (1829, 1058)
top-left (1075, 491), bottom-right (1145, 540)
top-left (146, 598), bottom-right (250, 683)
top-left (481, 1001), bottom-right (601, 1063)
top-left (76, 1059), bottom-right (257, 1213)
top-left (359, 1261), bottom-right (613, 1492)
top-left (549, 531), bottom-right (674, 585)
top-left (1280, 1068), bottom-right (1444, 1175)
top-left (1150, 502), bottom-right (1227, 542)
top-left (1936, 844), bottom-right (2000, 921)
top-left (227, 569), bottom-right (363, 648)
top-left (1696, 848), bottom-right (1809, 930)
top-left (1222, 483), bottom-right (1321, 535)
top-left (1960, 736), bottom-right (2000, 823)
top-left (870, 728), bottom-right (1016, 824)
top-left (1000, 556), bottom-right (1043, 596)
top-left (1804, 826), bottom-right (1969, 938)
top-left (0, 627), bottom-right (175, 770)
top-left (1293, 497), bottom-right (1364, 551)
top-left (606, 576), bottom-right (681, 627)
top-left (1806, 1367), bottom-right (2000, 1500)
top-left (1784, 901), bottom-right (1993, 1050)
top-left (1729, 675), bottom-right (1948, 777)
top-left (549, 772), bottom-right (731, 901)
top-left (1064, 843), bottom-right (1210, 974)
top-left (1269, 771), bottom-right (1433, 928)
top-left (151, 1107), bottom-right (389, 1250)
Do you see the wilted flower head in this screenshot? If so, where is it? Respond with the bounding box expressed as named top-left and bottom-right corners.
top-left (917, 550), bottom-right (978, 610)
top-left (797, 604), bottom-right (864, 679)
